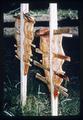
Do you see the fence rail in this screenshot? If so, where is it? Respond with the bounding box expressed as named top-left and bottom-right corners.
top-left (4, 13), bottom-right (79, 27)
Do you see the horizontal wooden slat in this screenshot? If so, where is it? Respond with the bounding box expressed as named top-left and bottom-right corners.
top-left (4, 27), bottom-right (78, 37)
top-left (54, 28), bottom-right (70, 34)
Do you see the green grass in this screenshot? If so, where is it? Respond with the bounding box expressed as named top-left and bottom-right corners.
top-left (22, 89), bottom-right (80, 116)
top-left (22, 94), bottom-right (51, 116)
top-left (4, 85), bottom-right (80, 116)
top-left (4, 74), bottom-right (80, 116)
top-left (59, 93), bottom-right (80, 116)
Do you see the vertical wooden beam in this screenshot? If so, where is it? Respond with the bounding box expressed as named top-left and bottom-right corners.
top-left (49, 3), bottom-right (58, 116)
top-left (20, 3), bottom-right (29, 107)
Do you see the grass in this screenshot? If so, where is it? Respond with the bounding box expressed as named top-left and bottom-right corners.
top-left (4, 78), bottom-right (80, 116)
top-left (59, 92), bottom-right (80, 116)
top-left (22, 87), bottom-right (80, 116)
top-left (3, 80), bottom-right (80, 116)
top-left (22, 94), bottom-right (51, 116)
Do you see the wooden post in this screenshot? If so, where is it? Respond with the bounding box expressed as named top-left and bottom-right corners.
top-left (20, 3), bottom-right (29, 107)
top-left (49, 3), bottom-right (58, 116)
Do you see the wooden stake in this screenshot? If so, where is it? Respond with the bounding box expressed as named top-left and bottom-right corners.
top-left (20, 3), bottom-right (29, 107)
top-left (33, 60), bottom-right (49, 71)
top-left (53, 53), bottom-right (71, 61)
top-left (36, 72), bottom-right (68, 93)
top-left (35, 48), bottom-right (43, 54)
top-left (36, 73), bottom-right (47, 84)
top-left (50, 3), bottom-right (58, 116)
top-left (33, 60), bottom-right (69, 81)
top-left (35, 47), bottom-right (70, 62)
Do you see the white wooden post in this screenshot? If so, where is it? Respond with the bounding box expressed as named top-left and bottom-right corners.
top-left (49, 3), bottom-right (58, 116)
top-left (20, 3), bottom-right (29, 107)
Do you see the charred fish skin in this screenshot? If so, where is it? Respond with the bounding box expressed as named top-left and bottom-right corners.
top-left (35, 27), bottom-right (71, 97)
top-left (14, 13), bottom-right (35, 75)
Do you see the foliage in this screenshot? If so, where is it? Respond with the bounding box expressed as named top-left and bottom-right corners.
top-left (58, 9), bottom-right (78, 20)
top-left (22, 94), bottom-right (51, 116)
top-left (59, 93), bottom-right (80, 116)
top-left (29, 9), bottom-right (78, 20)
top-left (4, 76), bottom-right (80, 116)
top-left (12, 8), bottom-right (78, 20)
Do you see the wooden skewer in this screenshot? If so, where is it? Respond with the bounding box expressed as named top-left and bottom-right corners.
top-left (15, 55), bottom-right (33, 63)
top-left (28, 53), bottom-right (33, 57)
top-left (35, 48), bottom-right (70, 62)
top-left (29, 43), bottom-right (36, 48)
top-left (15, 55), bottom-right (20, 60)
top-left (33, 60), bottom-right (49, 71)
top-left (35, 48), bottom-right (65, 61)
top-left (54, 71), bottom-right (69, 81)
top-left (29, 58), bottom-right (33, 62)
top-left (59, 85), bottom-right (68, 92)
top-left (55, 84), bottom-right (68, 92)
top-left (35, 48), bottom-right (43, 54)
top-left (33, 60), bottom-right (69, 81)
top-left (14, 44), bottom-right (17, 47)
top-left (35, 48), bottom-right (48, 54)
top-left (23, 57), bottom-right (33, 63)
top-left (36, 72), bottom-right (68, 97)
top-left (53, 86), bottom-right (68, 97)
top-left (40, 60), bottom-right (42, 63)
top-left (36, 73), bottom-right (47, 84)
top-left (60, 89), bottom-right (69, 97)
top-left (15, 50), bottom-right (20, 57)
top-left (53, 53), bottom-right (71, 62)
top-left (15, 50), bottom-right (18, 54)
top-left (16, 30), bottom-right (20, 34)
top-left (36, 73), bottom-right (68, 97)
top-left (15, 41), bottom-right (35, 49)
top-left (27, 62), bottom-right (32, 67)
top-left (36, 72), bottom-right (68, 93)
top-left (14, 44), bottom-right (20, 48)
